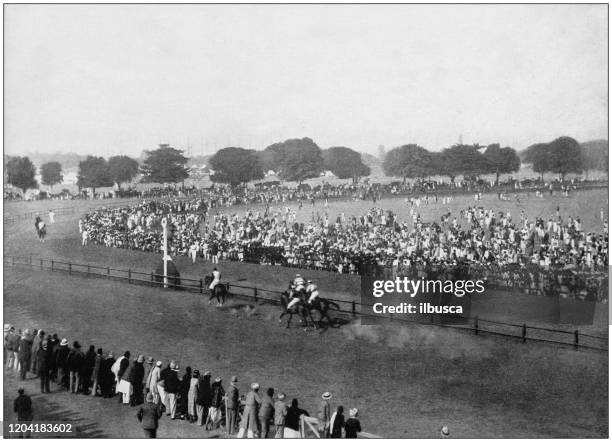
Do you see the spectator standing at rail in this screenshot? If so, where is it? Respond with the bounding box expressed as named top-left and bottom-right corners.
top-left (36, 339), bottom-right (51, 393)
top-left (206, 377), bottom-right (225, 430)
top-left (164, 361), bottom-right (180, 419)
top-left (147, 361), bottom-right (162, 404)
top-left (284, 398), bottom-right (309, 438)
top-left (30, 330), bottom-right (45, 375)
top-left (128, 355), bottom-right (146, 406)
top-left (55, 338), bottom-right (70, 389)
top-left (137, 392), bottom-right (163, 438)
top-left (274, 392), bottom-right (288, 438)
top-left (238, 382), bottom-right (262, 438)
top-left (330, 405), bottom-right (345, 438)
top-left (143, 357), bottom-right (154, 394)
top-left (195, 370), bottom-right (212, 426)
top-left (17, 329), bottom-right (33, 380)
top-left (226, 375), bottom-right (240, 435)
top-left (187, 369), bottom-right (199, 423)
top-left (67, 341), bottom-right (84, 393)
top-left (83, 345), bottom-right (96, 394)
top-left (6, 325), bottom-right (19, 370)
top-left (100, 351), bottom-right (116, 398)
top-left (318, 392), bottom-right (332, 437)
top-left (47, 334), bottom-right (59, 382)
top-left (90, 348), bottom-right (103, 396)
top-left (344, 408), bottom-right (361, 438)
top-left (259, 387), bottom-right (275, 438)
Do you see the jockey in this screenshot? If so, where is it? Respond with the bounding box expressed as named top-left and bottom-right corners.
top-left (287, 293), bottom-right (302, 310)
top-left (307, 284), bottom-right (320, 304)
top-left (305, 280), bottom-right (316, 294)
top-left (293, 274), bottom-right (306, 293)
top-left (209, 267), bottom-right (221, 290)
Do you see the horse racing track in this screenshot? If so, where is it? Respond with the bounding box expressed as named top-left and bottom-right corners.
top-left (3, 190), bottom-right (609, 437)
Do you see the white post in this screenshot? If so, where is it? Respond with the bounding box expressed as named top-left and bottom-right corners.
top-left (161, 218), bottom-right (168, 288)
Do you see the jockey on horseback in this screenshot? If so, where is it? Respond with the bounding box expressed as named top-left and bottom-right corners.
top-left (209, 267), bottom-right (221, 291)
top-left (287, 274), bottom-right (306, 310)
top-left (306, 280), bottom-right (320, 305)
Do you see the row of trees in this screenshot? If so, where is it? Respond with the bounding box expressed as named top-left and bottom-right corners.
top-left (209, 138), bottom-right (371, 186)
top-left (5, 157), bottom-right (65, 194)
top-left (5, 136), bottom-right (605, 194)
top-left (382, 143), bottom-right (521, 185)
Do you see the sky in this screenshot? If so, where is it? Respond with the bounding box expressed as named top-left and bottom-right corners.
top-left (4, 4), bottom-right (608, 158)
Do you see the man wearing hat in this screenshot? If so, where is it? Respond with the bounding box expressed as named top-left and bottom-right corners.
top-left (273, 393), bottom-right (288, 439)
top-left (162, 361), bottom-right (180, 419)
top-left (237, 382), bottom-right (262, 438)
top-left (146, 360), bottom-right (161, 403)
top-left (36, 338), bottom-right (52, 393)
top-left (225, 375), bottom-right (239, 435)
top-left (137, 392), bottom-right (163, 438)
top-left (55, 338), bottom-right (71, 389)
top-left (317, 392), bottom-right (332, 437)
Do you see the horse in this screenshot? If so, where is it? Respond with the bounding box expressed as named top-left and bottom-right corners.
top-left (279, 291), bottom-right (315, 329)
top-left (204, 275), bottom-right (228, 306)
top-left (36, 221), bottom-right (46, 242)
top-left (306, 297), bottom-right (341, 327)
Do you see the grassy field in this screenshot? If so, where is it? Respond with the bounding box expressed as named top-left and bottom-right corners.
top-left (3, 188), bottom-right (609, 437)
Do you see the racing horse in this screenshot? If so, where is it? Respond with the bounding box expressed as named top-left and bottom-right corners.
top-left (205, 275), bottom-right (229, 306)
top-left (306, 297), bottom-right (341, 327)
top-left (279, 291), bottom-right (315, 329)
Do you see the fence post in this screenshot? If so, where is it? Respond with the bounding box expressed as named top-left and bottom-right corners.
top-left (151, 272), bottom-right (154, 286)
top-left (40, 259), bottom-right (43, 270)
top-left (51, 260), bottom-right (54, 272)
top-left (474, 316), bottom-right (479, 335)
top-left (574, 330), bottom-right (579, 349)
top-left (351, 301), bottom-right (356, 318)
top-left (254, 287), bottom-right (258, 302)
top-left (522, 324), bottom-right (527, 343)
top-left (68, 263), bottom-right (72, 275)
top-left (199, 279), bottom-right (203, 294)
top-left (87, 265), bottom-right (90, 277)
top-left (128, 269), bottom-right (132, 284)
top-left (107, 267), bottom-right (110, 279)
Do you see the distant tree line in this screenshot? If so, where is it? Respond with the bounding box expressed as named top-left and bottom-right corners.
top-left (3, 136), bottom-right (607, 195)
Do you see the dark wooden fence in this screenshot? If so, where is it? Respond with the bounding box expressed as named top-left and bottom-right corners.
top-left (4, 254), bottom-right (607, 352)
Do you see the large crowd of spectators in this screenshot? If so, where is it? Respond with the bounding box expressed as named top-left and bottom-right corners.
top-left (80, 189), bottom-right (608, 300)
top-left (4, 324), bottom-right (363, 438)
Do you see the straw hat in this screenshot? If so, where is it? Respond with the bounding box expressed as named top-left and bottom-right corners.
top-left (440, 426), bottom-right (450, 437)
top-left (137, 355), bottom-right (144, 363)
top-left (251, 382), bottom-right (260, 390)
top-left (278, 393), bottom-right (286, 400)
top-left (322, 392), bottom-right (332, 400)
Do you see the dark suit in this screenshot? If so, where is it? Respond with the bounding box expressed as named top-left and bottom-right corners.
top-left (137, 402), bottom-right (162, 438)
